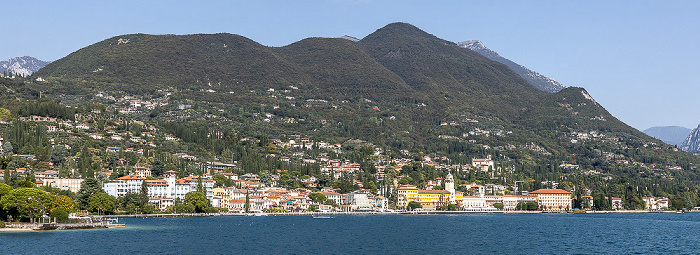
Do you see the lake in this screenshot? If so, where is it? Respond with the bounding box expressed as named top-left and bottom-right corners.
top-left (2, 213), bottom-right (698, 254)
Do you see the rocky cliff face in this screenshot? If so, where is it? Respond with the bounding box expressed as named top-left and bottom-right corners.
top-left (0, 56), bottom-right (50, 76)
top-left (457, 40), bottom-right (566, 93)
top-left (680, 124), bottom-right (700, 152)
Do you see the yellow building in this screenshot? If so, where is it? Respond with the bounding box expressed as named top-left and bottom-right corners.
top-left (42, 178), bottom-right (84, 193)
top-left (530, 189), bottom-right (572, 211)
top-left (397, 175), bottom-right (464, 209)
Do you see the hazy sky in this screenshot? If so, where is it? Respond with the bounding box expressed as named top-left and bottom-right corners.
top-left (3, 1), bottom-right (699, 130)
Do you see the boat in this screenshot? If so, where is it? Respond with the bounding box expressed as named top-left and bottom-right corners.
top-left (312, 215), bottom-right (334, 219)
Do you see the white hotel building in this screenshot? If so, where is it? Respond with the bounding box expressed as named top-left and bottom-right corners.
top-left (103, 171), bottom-right (215, 200)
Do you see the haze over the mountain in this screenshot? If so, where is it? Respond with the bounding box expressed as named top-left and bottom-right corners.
top-left (643, 126), bottom-right (692, 146)
top-left (457, 40), bottom-right (566, 93)
top-left (0, 56), bottom-right (50, 76)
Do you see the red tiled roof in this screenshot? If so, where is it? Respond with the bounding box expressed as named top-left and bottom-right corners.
top-left (118, 175), bottom-right (145, 180)
top-left (418, 190), bottom-right (451, 194)
top-left (530, 189), bottom-right (571, 194)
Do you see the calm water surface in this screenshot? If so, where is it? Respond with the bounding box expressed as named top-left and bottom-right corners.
top-left (2, 213), bottom-right (699, 254)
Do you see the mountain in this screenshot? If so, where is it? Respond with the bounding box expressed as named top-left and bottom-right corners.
top-left (4, 22), bottom-right (700, 209)
top-left (457, 40), bottom-right (566, 93)
top-left (680, 124), bottom-right (700, 152)
top-left (29, 22), bottom-right (679, 163)
top-left (0, 56), bottom-right (50, 76)
top-left (643, 126), bottom-right (692, 146)
top-left (339, 35), bottom-right (360, 42)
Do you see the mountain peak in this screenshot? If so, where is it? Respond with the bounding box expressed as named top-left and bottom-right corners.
top-left (680, 124), bottom-right (700, 152)
top-left (0, 56), bottom-right (50, 76)
top-left (363, 22), bottom-right (434, 41)
top-left (339, 35), bottom-right (360, 42)
top-left (457, 40), bottom-right (566, 93)
top-left (457, 40), bottom-right (488, 51)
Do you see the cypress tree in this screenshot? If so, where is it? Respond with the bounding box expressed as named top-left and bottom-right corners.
top-left (140, 180), bottom-right (149, 207)
top-left (244, 189), bottom-right (250, 213)
top-left (196, 177), bottom-right (204, 193)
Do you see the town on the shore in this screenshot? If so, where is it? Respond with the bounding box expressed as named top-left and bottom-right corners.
top-left (0, 115), bottom-right (678, 222)
top-left (0, 89), bottom-right (695, 226)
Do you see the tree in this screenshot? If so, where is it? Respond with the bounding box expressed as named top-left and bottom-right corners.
top-left (1, 188), bottom-right (53, 223)
top-left (245, 189), bottom-right (250, 213)
top-left (681, 192), bottom-right (699, 210)
top-left (151, 159), bottom-right (165, 177)
top-left (260, 172), bottom-right (272, 187)
top-left (53, 195), bottom-right (74, 212)
top-left (309, 192), bottom-right (327, 203)
top-left (196, 177), bottom-right (204, 193)
top-left (118, 192), bottom-right (141, 214)
top-left (140, 180), bottom-right (149, 207)
top-left (526, 201), bottom-right (539, 211)
top-left (0, 183), bottom-right (12, 198)
top-left (184, 192), bottom-right (209, 213)
top-left (447, 204), bottom-right (457, 211)
top-left (17, 177), bottom-right (36, 188)
top-left (0, 108), bottom-right (10, 121)
top-left (50, 208), bottom-right (69, 221)
top-left (174, 198), bottom-right (194, 213)
top-left (367, 181), bottom-right (378, 195)
top-left (398, 176), bottom-right (412, 185)
top-left (2, 141), bottom-right (13, 154)
top-left (407, 201), bottom-right (422, 210)
top-left (493, 203), bottom-right (504, 210)
top-left (76, 178), bottom-right (103, 210)
top-left (50, 146), bottom-right (67, 166)
top-left (141, 203), bottom-right (156, 214)
top-left (88, 192), bottom-right (116, 215)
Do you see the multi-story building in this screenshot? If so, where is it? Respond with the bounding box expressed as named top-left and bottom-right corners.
top-left (461, 196), bottom-right (488, 209)
top-left (105, 171), bottom-right (215, 210)
top-left (398, 174), bottom-right (464, 209)
top-left (43, 178), bottom-right (84, 193)
top-left (103, 175), bottom-right (145, 197)
top-left (344, 191), bottom-right (373, 211)
top-left (472, 155), bottom-right (494, 172)
top-left (319, 191), bottom-right (344, 205)
top-left (133, 167), bottom-right (152, 178)
top-left (397, 185), bottom-right (452, 209)
top-left (530, 189), bottom-right (572, 211)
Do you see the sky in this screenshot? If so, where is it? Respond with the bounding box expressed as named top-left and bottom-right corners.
top-left (3, 0), bottom-right (699, 131)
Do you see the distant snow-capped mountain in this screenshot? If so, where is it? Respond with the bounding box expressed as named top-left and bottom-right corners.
top-left (339, 35), bottom-right (360, 42)
top-left (457, 40), bottom-right (566, 93)
top-left (0, 56), bottom-right (50, 76)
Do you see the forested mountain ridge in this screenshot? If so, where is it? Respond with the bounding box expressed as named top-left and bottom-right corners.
top-left (10, 22), bottom-right (699, 202)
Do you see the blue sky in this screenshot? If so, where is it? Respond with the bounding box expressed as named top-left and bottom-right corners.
top-left (3, 1), bottom-right (699, 130)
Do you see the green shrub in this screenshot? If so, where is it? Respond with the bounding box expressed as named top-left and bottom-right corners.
top-left (50, 208), bottom-right (69, 221)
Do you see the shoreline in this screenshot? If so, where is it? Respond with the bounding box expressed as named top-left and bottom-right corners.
top-left (89, 209), bottom-right (693, 219)
top-left (2, 209), bottom-right (692, 232)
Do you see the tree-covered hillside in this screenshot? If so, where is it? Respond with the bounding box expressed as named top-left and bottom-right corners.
top-left (8, 23), bottom-right (698, 208)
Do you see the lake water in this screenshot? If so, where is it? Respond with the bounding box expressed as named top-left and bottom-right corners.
top-left (2, 213), bottom-right (699, 254)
